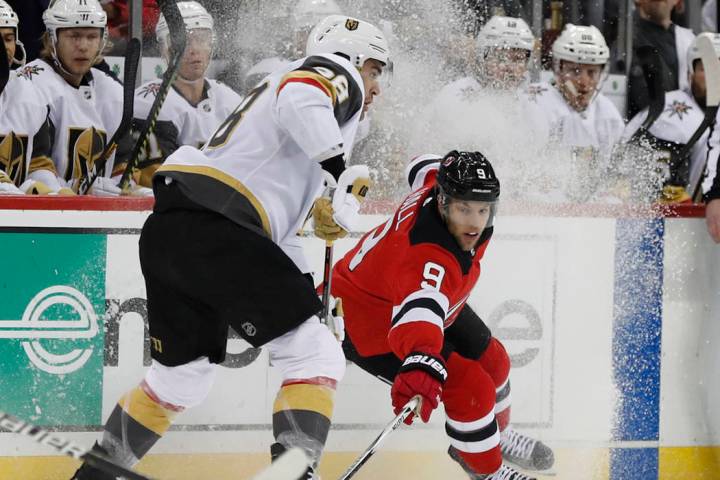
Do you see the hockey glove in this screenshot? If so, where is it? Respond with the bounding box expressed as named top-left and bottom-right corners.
top-left (0, 171), bottom-right (23, 195)
top-left (313, 196), bottom-right (347, 241)
top-left (660, 185), bottom-right (691, 204)
top-left (391, 352), bottom-right (447, 425)
top-left (20, 179), bottom-right (75, 195)
top-left (332, 165), bottom-right (371, 232)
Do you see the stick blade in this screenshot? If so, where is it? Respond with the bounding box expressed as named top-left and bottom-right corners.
top-left (698, 34), bottom-right (720, 106)
top-left (252, 448), bottom-right (310, 480)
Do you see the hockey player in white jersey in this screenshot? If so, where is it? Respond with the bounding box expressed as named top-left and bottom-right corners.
top-left (0, 0), bottom-right (125, 196)
top-left (623, 32), bottom-right (720, 203)
top-left (0, 0), bottom-right (25, 69)
top-left (410, 16), bottom-right (535, 158)
top-left (114, 1), bottom-right (241, 188)
top-left (523, 24), bottom-right (624, 157)
top-left (70, 14), bottom-right (389, 480)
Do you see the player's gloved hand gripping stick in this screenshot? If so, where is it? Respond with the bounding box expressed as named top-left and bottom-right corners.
top-left (314, 165), bottom-right (371, 340)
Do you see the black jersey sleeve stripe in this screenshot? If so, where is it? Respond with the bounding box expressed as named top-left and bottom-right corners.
top-left (295, 55), bottom-right (363, 126)
top-left (391, 297), bottom-right (446, 326)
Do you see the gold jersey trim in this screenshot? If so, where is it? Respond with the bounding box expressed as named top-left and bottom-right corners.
top-left (157, 164), bottom-right (272, 237)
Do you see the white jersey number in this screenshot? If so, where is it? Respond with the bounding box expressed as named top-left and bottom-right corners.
top-left (206, 82), bottom-right (268, 150)
top-left (421, 262), bottom-right (445, 291)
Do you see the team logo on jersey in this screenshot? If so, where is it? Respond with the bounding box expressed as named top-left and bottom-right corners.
top-left (139, 82), bottom-right (162, 98)
top-left (345, 19), bottom-right (359, 31)
top-left (0, 132), bottom-right (28, 185)
top-left (665, 100), bottom-right (692, 120)
top-left (526, 84), bottom-right (547, 102)
top-left (16, 65), bottom-right (44, 81)
top-left (66, 127), bottom-right (107, 182)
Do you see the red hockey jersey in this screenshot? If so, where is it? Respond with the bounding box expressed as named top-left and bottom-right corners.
top-left (331, 156), bottom-right (493, 359)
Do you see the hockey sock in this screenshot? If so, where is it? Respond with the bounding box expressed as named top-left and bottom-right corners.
top-left (100, 381), bottom-right (183, 467)
top-left (272, 376), bottom-right (336, 466)
top-left (477, 338), bottom-right (512, 431)
top-left (444, 352), bottom-right (502, 475)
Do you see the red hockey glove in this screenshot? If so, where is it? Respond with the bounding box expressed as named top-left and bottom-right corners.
top-left (391, 352), bottom-right (447, 425)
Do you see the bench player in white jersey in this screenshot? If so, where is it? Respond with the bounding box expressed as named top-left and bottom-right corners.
top-left (624, 33), bottom-right (720, 203)
top-left (70, 15), bottom-right (390, 480)
top-left (0, 0), bottom-right (26, 194)
top-left (0, 0), bottom-right (126, 196)
top-left (523, 24), bottom-right (624, 158)
top-left (410, 16), bottom-right (535, 156)
top-left (114, 1), bottom-right (242, 188)
top-left (0, 0), bottom-right (25, 70)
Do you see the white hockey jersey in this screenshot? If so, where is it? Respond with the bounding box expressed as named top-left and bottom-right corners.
top-left (157, 53), bottom-right (364, 272)
top-left (120, 78), bottom-right (242, 185)
top-left (623, 89), bottom-right (708, 190)
top-left (409, 76), bottom-right (536, 166)
top-left (522, 81), bottom-right (625, 155)
top-left (0, 59), bottom-right (122, 188)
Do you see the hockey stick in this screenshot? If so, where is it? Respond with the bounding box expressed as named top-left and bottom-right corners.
top-left (686, 35), bottom-right (720, 202)
top-left (629, 46), bottom-right (666, 142)
top-left (0, 38), bottom-right (9, 94)
top-left (337, 396), bottom-right (421, 480)
top-left (0, 410), bottom-right (154, 480)
top-left (117, 0), bottom-right (186, 191)
top-left (78, 37), bottom-right (142, 195)
top-left (320, 240), bottom-right (338, 337)
top-left (1, 409), bottom-right (308, 480)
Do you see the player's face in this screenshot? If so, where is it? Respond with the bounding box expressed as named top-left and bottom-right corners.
top-left (482, 47), bottom-right (529, 90)
top-left (0, 28), bottom-right (15, 66)
top-left (177, 29), bottom-right (213, 82)
top-left (635, 0), bottom-right (679, 22)
top-left (56, 28), bottom-right (103, 76)
top-left (691, 60), bottom-right (707, 107)
top-left (359, 59), bottom-right (384, 119)
top-left (556, 60), bottom-right (604, 111)
top-left (443, 199), bottom-right (492, 251)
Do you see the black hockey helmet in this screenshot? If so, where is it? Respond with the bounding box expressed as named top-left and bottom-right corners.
top-left (436, 150), bottom-right (500, 202)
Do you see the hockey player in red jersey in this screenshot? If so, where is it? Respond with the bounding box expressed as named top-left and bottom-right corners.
top-left (331, 151), bottom-right (554, 479)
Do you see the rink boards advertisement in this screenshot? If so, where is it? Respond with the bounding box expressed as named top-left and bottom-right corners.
top-left (0, 202), bottom-right (718, 480)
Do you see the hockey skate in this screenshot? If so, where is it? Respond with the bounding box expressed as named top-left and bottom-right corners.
top-left (499, 427), bottom-right (554, 471)
top-left (69, 443), bottom-right (118, 480)
top-left (271, 442), bottom-right (319, 480)
top-left (448, 446), bottom-right (537, 480)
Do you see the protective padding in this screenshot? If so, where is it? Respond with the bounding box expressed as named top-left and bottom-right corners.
top-left (144, 356), bottom-right (217, 409)
top-left (265, 316), bottom-right (346, 383)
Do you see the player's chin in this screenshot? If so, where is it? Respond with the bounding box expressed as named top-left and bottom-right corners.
top-left (460, 233), bottom-right (480, 250)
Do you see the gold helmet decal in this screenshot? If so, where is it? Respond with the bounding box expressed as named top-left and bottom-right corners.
top-left (71, 126), bottom-right (106, 182)
top-left (345, 18), bottom-right (359, 31)
top-left (0, 132), bottom-right (27, 185)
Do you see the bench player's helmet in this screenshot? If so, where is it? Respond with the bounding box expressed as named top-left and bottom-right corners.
top-left (0, 0), bottom-right (25, 66)
top-left (43, 0), bottom-right (107, 71)
top-left (156, 0), bottom-right (215, 51)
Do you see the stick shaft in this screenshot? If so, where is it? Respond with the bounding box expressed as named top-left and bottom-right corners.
top-left (338, 397), bottom-right (420, 480)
